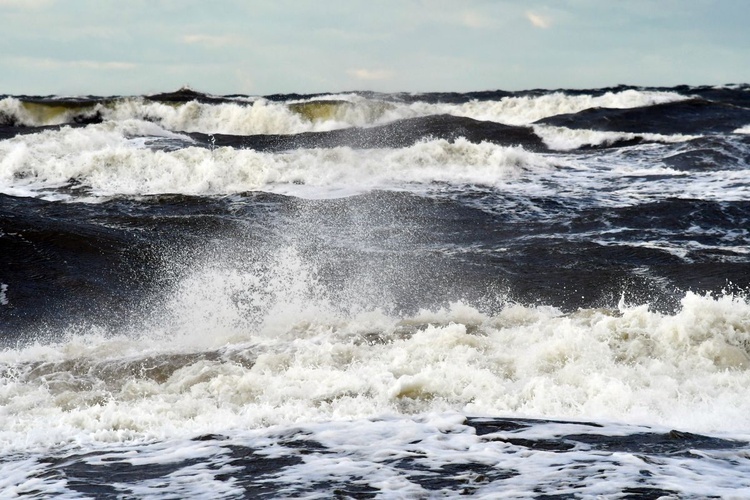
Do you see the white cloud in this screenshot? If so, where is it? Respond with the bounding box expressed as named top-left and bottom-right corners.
top-left (181, 34), bottom-right (242, 48)
top-left (526, 11), bottom-right (552, 29)
top-left (11, 57), bottom-right (136, 70)
top-left (347, 68), bottom-right (394, 81)
top-left (461, 10), bottom-right (490, 29)
top-left (0, 0), bottom-right (54, 8)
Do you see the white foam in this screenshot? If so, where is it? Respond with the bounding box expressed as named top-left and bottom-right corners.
top-left (734, 125), bottom-right (750, 134)
top-left (0, 95), bottom-right (412, 135)
top-left (270, 416), bottom-right (750, 497)
top-left (2, 122), bottom-right (748, 210)
top-left (592, 237), bottom-right (750, 262)
top-left (2, 244), bottom-right (750, 491)
top-left (0, 125), bottom-right (551, 199)
top-left (533, 124), bottom-right (697, 151)
top-left (3, 122), bottom-right (747, 207)
top-left (553, 142), bottom-right (750, 206)
top-left (102, 97), bottom-right (321, 135)
top-left (2, 238), bottom-right (750, 454)
top-left (359, 89), bottom-right (687, 130)
top-left (438, 89), bottom-right (687, 126)
top-left (3, 414), bottom-right (749, 497)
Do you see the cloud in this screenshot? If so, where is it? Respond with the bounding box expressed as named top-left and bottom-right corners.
top-left (0, 0), bottom-right (54, 8)
top-left (11, 57), bottom-right (136, 70)
top-left (181, 34), bottom-right (242, 48)
top-left (461, 10), bottom-right (490, 29)
top-left (347, 68), bottom-right (394, 81)
top-left (526, 11), bottom-right (552, 29)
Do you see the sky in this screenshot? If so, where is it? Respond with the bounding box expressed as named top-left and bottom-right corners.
top-left (0, 0), bottom-right (748, 96)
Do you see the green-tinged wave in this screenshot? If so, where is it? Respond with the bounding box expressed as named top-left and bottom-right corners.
top-left (289, 99), bottom-right (395, 123)
top-left (13, 100), bottom-right (102, 126)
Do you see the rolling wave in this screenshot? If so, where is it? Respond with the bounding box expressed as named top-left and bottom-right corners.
top-left (0, 87), bottom-right (694, 136)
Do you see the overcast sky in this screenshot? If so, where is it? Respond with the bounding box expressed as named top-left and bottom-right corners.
top-left (1, 0), bottom-right (748, 96)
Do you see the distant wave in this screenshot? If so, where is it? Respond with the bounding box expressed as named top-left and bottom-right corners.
top-left (0, 87), bottom-right (692, 136)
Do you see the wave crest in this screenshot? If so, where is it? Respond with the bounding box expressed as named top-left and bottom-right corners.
top-left (0, 125), bottom-right (550, 199)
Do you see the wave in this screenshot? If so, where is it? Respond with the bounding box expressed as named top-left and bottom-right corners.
top-left (538, 98), bottom-right (750, 135)
top-left (440, 89), bottom-right (687, 126)
top-left (3, 120), bottom-right (748, 204)
top-left (2, 241), bottom-right (749, 452)
top-left (288, 98), bottom-right (400, 125)
top-left (2, 83), bottom-right (749, 495)
top-left (533, 124), bottom-right (697, 151)
top-left (0, 89), bottom-right (690, 136)
top-left (4, 188), bottom-right (747, 335)
top-left (103, 97), bottom-right (318, 135)
top-left (0, 95), bottom-right (412, 136)
top-left (0, 97), bottom-right (101, 127)
top-left (188, 115), bottom-right (547, 153)
top-left (0, 97), bottom-right (321, 135)
top-left (0, 123), bottom-right (552, 199)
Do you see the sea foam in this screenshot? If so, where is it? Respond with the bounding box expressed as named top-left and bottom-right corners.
top-left (1, 240), bottom-right (749, 453)
top-left (0, 123), bottom-right (550, 199)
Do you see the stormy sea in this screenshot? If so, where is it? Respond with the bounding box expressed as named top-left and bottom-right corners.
top-left (2, 84), bottom-right (750, 498)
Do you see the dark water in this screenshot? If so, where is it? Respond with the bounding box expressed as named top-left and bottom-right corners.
top-left (4, 186), bottom-right (749, 333)
top-left (1, 85), bottom-right (750, 497)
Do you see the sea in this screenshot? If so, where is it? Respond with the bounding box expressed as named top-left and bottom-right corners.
top-left (1, 85), bottom-right (750, 498)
